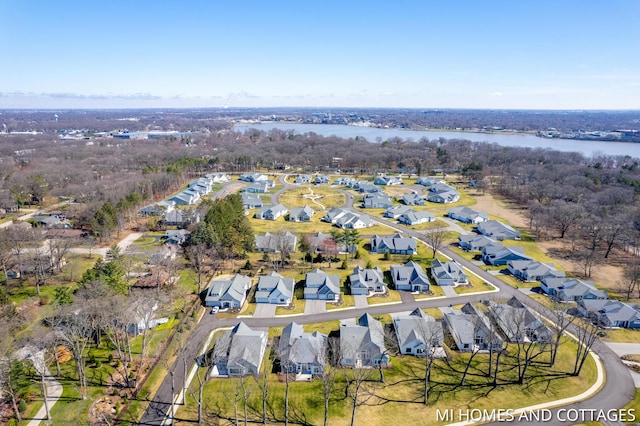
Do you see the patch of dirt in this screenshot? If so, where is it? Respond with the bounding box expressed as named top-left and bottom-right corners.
top-left (470, 192), bottom-right (529, 229)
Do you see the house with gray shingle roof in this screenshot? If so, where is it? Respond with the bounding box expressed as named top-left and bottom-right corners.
top-left (204, 274), bottom-right (252, 309)
top-left (169, 189), bottom-right (200, 205)
top-left (254, 204), bottom-right (288, 220)
top-left (314, 175), bottom-right (331, 185)
top-left (402, 193), bottom-right (425, 206)
top-left (477, 220), bottom-right (521, 240)
top-left (426, 183), bottom-right (459, 204)
top-left (489, 297), bottom-right (553, 343)
top-left (340, 314), bottom-right (389, 367)
top-left (430, 259), bottom-right (469, 286)
top-left (255, 272), bottom-right (294, 305)
top-left (295, 174), bottom-right (311, 184)
top-left (541, 278), bottom-right (607, 302)
top-left (393, 309), bottom-right (444, 356)
top-left (370, 234), bottom-right (417, 255)
top-left (363, 193), bottom-right (393, 209)
top-left (448, 206), bottom-right (488, 224)
top-left (279, 322), bottom-right (327, 374)
top-left (385, 205), bottom-right (412, 219)
top-left (211, 322), bottom-right (268, 377)
top-left (374, 176), bottom-right (403, 186)
top-left (335, 211), bottom-right (372, 229)
top-left (398, 209), bottom-right (435, 225)
top-left (349, 266), bottom-right (386, 295)
top-left (416, 177), bottom-right (445, 187)
top-left (390, 261), bottom-right (431, 292)
top-left (304, 268), bottom-right (341, 301)
top-left (507, 260), bottom-right (565, 282)
top-left (242, 193), bottom-right (263, 209)
top-left (254, 231), bottom-right (297, 253)
top-left (287, 205), bottom-right (315, 222)
top-left (578, 299), bottom-right (640, 329)
top-left (244, 181), bottom-right (271, 194)
top-left (444, 303), bottom-right (503, 352)
top-left (482, 244), bottom-right (531, 266)
top-left (458, 235), bottom-right (497, 252)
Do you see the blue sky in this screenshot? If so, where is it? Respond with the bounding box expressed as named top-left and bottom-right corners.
top-left (1, 0), bottom-right (639, 109)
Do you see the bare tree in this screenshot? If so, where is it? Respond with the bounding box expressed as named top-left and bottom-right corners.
top-left (572, 317), bottom-right (600, 376)
top-left (426, 227), bottom-right (448, 259)
top-left (321, 336), bottom-right (340, 426)
top-left (185, 243), bottom-right (211, 294)
top-left (253, 353), bottom-right (271, 426)
top-left (344, 366), bottom-right (374, 426)
top-left (549, 302), bottom-right (574, 366)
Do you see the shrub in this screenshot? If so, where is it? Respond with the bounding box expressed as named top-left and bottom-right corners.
top-left (18, 399), bottom-right (27, 412)
top-left (39, 295), bottom-right (51, 306)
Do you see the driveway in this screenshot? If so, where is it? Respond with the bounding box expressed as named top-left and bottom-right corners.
top-left (304, 300), bottom-right (327, 315)
top-left (604, 343), bottom-right (640, 387)
top-left (399, 291), bottom-right (415, 304)
top-left (354, 295), bottom-right (368, 308)
top-left (441, 285), bottom-right (457, 298)
top-left (253, 303), bottom-right (277, 318)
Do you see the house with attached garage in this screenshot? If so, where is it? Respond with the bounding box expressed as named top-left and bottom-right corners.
top-left (336, 211), bottom-right (372, 229)
top-left (239, 173), bottom-right (268, 182)
top-left (209, 322), bottom-right (268, 377)
top-left (444, 303), bottom-right (503, 352)
top-left (398, 209), bottom-right (435, 225)
top-left (254, 204), bottom-right (288, 220)
top-left (349, 266), bottom-right (386, 295)
top-left (374, 175), bottom-right (403, 186)
top-left (390, 260), bottom-right (431, 292)
top-left (204, 274), bottom-right (252, 309)
top-left (304, 268), bottom-right (341, 301)
top-left (370, 234), bottom-right (417, 255)
top-left (162, 229), bottom-right (191, 245)
top-left (363, 193), bottom-right (394, 209)
top-left (385, 205), bottom-right (412, 219)
top-left (295, 174), bottom-right (311, 184)
top-left (244, 181), bottom-right (271, 194)
top-left (489, 297), bottom-right (553, 343)
top-left (458, 235), bottom-right (497, 252)
top-left (254, 231), bottom-right (297, 253)
top-left (169, 189), bottom-right (200, 206)
top-left (241, 193), bottom-right (263, 209)
top-left (314, 175), bottom-right (331, 185)
top-left (340, 314), bottom-right (390, 368)
top-left (356, 182), bottom-right (382, 193)
top-left (507, 260), bottom-right (565, 282)
top-left (255, 272), bottom-right (295, 305)
top-left (481, 243), bottom-right (531, 266)
top-left (426, 183), bottom-right (460, 204)
top-left (416, 177), bottom-right (445, 187)
top-left (393, 308), bottom-right (444, 356)
top-left (430, 259), bottom-right (469, 286)
top-left (287, 205), bottom-right (315, 222)
top-left (279, 322), bottom-right (328, 375)
top-left (477, 220), bottom-right (521, 240)
top-left (578, 299), bottom-right (640, 329)
top-left (448, 206), bottom-right (488, 224)
top-left (402, 193), bottom-right (425, 206)
top-left (541, 277), bottom-right (607, 302)
top-left (139, 200), bottom-right (176, 216)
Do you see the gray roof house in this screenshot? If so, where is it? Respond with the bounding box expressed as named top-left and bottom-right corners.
top-left (426, 183), bottom-right (460, 204)
top-left (254, 231), bottom-right (297, 253)
top-left (357, 182), bottom-right (381, 193)
top-left (399, 209), bottom-right (435, 225)
top-left (430, 259), bottom-right (469, 286)
top-left (255, 272), bottom-right (295, 305)
top-left (211, 322), bottom-right (268, 377)
top-left (254, 204), bottom-right (288, 220)
top-left (335, 211), bottom-right (372, 229)
top-left (370, 234), bottom-right (417, 255)
top-left (390, 260), bottom-right (431, 292)
top-left (349, 266), bottom-right (386, 296)
top-left (314, 175), bottom-right (331, 185)
top-left (340, 314), bottom-right (390, 367)
top-left (322, 207), bottom-right (348, 224)
top-left (477, 220), bottom-right (521, 240)
top-left (482, 244), bottom-right (531, 266)
top-left (162, 229), bottom-right (191, 245)
top-left (241, 193), bottom-right (263, 209)
top-left (139, 200), bottom-right (176, 216)
top-left (393, 309), bottom-right (444, 356)
top-left (444, 303), bottom-right (503, 351)
top-left (279, 322), bottom-right (327, 375)
top-left (294, 174), bottom-right (311, 184)
top-left (578, 299), bottom-right (640, 329)
top-left (204, 274), bottom-right (252, 309)
top-left (334, 177), bottom-right (356, 186)
top-left (287, 205), bottom-right (315, 222)
top-left (402, 193), bottom-right (425, 206)
top-left (374, 176), bottom-right (403, 186)
top-left (448, 206), bottom-right (488, 224)
top-left (489, 297), bottom-right (553, 343)
top-left (239, 173), bottom-right (268, 182)
top-left (416, 177), bottom-right (445, 187)
top-left (169, 189), bottom-right (200, 205)
top-left (161, 210), bottom-right (200, 228)
top-left (541, 278), bottom-right (607, 302)
top-left (304, 268), bottom-right (341, 301)
top-left (244, 181), bottom-right (271, 194)
top-left (363, 193), bottom-right (394, 209)
top-left (385, 205), bottom-right (412, 219)
top-left (458, 235), bottom-right (497, 252)
top-left (507, 260), bottom-right (565, 282)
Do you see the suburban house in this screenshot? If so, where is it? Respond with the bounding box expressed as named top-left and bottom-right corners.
top-left (169, 189), bottom-right (200, 206)
top-left (287, 205), bottom-right (315, 222)
top-left (304, 268), bottom-right (341, 301)
top-left (188, 177), bottom-right (213, 195)
top-left (385, 205), bottom-right (412, 219)
top-left (139, 200), bottom-right (175, 216)
top-left (210, 322), bottom-right (268, 377)
top-left (370, 234), bottom-right (417, 255)
top-left (304, 232), bottom-right (356, 255)
top-left (278, 322), bottom-right (327, 375)
top-left (254, 231), bottom-right (297, 253)
top-left (578, 299), bottom-right (640, 329)
top-left (416, 177), bottom-right (445, 187)
top-left (398, 209), bottom-right (435, 225)
top-left (390, 260), bottom-right (431, 292)
top-left (393, 308), bottom-right (444, 356)
top-left (541, 277), bottom-right (607, 302)
top-left (205, 172), bottom-right (230, 183)
top-left (295, 174), bottom-right (311, 184)
top-left (507, 260), bottom-right (565, 282)
top-left (239, 173), bottom-right (268, 182)
top-left (244, 181), bottom-right (271, 194)
top-left (489, 297), bottom-right (553, 343)
top-left (458, 235), bottom-right (497, 252)
top-left (334, 177), bottom-right (356, 186)
top-left (335, 211), bottom-right (372, 229)
top-left (162, 229), bottom-right (191, 245)
top-left (374, 175), bottom-right (403, 186)
top-left (314, 175), bottom-right (331, 185)
top-left (426, 183), bottom-right (460, 204)
top-left (322, 207), bottom-right (348, 224)
top-left (161, 209), bottom-right (200, 228)
top-left (125, 298), bottom-right (169, 335)
top-left (448, 206), bottom-right (488, 224)
top-left (32, 215), bottom-right (66, 229)
top-left (241, 193), bottom-right (263, 209)
top-left (430, 259), bottom-right (469, 286)
top-left (340, 314), bottom-right (390, 368)
top-left (477, 220), bottom-right (521, 240)
top-left (363, 193), bottom-right (394, 209)
top-left (349, 266), bottom-right (386, 295)
top-left (255, 272), bottom-right (295, 305)
top-left (444, 303), bottom-right (504, 351)
top-left (482, 244), bottom-right (531, 266)
top-left (204, 274), bottom-right (252, 309)
top-left (254, 204), bottom-right (288, 220)
top-left (402, 193), bottom-right (425, 206)
top-left (356, 182), bottom-right (381, 193)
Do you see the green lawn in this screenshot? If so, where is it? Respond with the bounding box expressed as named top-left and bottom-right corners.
top-left (367, 289), bottom-right (403, 305)
top-left (277, 187), bottom-right (346, 209)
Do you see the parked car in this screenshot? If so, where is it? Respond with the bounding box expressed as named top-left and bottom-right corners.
top-left (210, 307), bottom-right (219, 314)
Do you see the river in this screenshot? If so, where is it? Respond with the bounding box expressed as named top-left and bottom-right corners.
top-left (234, 122), bottom-right (640, 159)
